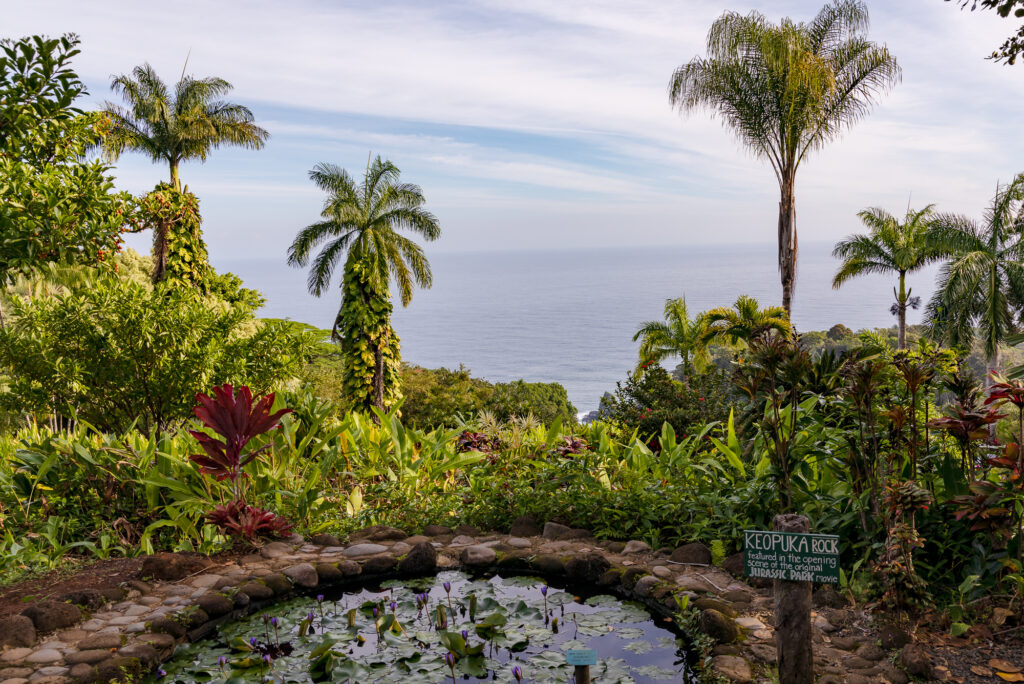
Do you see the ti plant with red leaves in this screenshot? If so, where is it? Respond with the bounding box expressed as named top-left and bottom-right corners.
top-left (206, 500), bottom-right (293, 542)
top-left (189, 384), bottom-right (293, 497)
top-left (987, 373), bottom-right (1024, 461)
top-left (188, 384), bottom-right (294, 542)
top-left (928, 369), bottom-right (1004, 479)
top-left (549, 436), bottom-right (591, 458)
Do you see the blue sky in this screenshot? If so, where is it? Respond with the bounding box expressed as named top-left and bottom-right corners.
top-left (8, 0), bottom-right (1024, 261)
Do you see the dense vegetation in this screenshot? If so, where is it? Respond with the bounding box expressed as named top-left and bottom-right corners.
top-left (4, 1), bottom-right (1024, 663)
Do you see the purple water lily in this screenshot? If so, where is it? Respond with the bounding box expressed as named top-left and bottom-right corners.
top-left (512, 665), bottom-right (523, 683)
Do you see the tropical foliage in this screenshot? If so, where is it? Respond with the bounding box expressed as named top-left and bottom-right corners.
top-left (669, 0), bottom-right (900, 312)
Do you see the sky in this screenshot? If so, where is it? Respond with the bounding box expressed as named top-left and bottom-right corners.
top-left (6, 0), bottom-right (1024, 261)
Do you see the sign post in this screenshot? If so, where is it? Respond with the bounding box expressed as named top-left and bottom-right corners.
top-left (744, 516), bottom-right (839, 684)
top-left (566, 649), bottom-right (596, 684)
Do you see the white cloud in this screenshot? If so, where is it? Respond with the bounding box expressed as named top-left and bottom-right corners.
top-left (6, 0), bottom-right (1024, 255)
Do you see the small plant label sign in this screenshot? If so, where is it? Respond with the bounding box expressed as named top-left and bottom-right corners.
top-left (743, 529), bottom-right (840, 583)
top-left (565, 649), bottom-right (597, 666)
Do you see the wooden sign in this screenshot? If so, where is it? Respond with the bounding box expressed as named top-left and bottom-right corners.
top-left (565, 649), bottom-right (597, 666)
top-left (743, 529), bottom-right (839, 583)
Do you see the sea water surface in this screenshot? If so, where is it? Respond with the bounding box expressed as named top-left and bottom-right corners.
top-left (220, 242), bottom-right (938, 414)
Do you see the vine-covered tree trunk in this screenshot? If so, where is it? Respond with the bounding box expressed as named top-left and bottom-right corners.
top-left (152, 217), bottom-right (170, 283)
top-left (337, 258), bottom-right (402, 416)
top-left (133, 184), bottom-right (210, 288)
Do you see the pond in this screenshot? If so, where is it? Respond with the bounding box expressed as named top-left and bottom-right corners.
top-left (155, 570), bottom-right (695, 683)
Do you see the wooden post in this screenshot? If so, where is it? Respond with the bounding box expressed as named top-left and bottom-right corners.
top-left (574, 665), bottom-right (591, 684)
top-left (773, 513), bottom-right (813, 684)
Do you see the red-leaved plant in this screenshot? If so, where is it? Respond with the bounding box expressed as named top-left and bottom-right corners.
top-left (188, 384), bottom-right (293, 542)
top-left (189, 384), bottom-right (292, 488)
top-left (206, 501), bottom-right (293, 541)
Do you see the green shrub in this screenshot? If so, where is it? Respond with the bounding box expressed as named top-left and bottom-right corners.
top-left (400, 364), bottom-right (494, 428)
top-left (601, 366), bottom-right (736, 441)
top-left (396, 365), bottom-right (577, 428)
top-left (0, 277), bottom-right (317, 432)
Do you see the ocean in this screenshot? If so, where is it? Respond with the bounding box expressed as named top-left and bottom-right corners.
top-left (220, 242), bottom-right (939, 414)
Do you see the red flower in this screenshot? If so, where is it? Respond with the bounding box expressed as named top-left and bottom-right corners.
top-left (698, 397), bottom-right (706, 402)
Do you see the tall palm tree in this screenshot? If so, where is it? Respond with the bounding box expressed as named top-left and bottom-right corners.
top-left (926, 174), bottom-right (1024, 382)
top-left (633, 298), bottom-right (711, 379)
top-left (102, 63), bottom-right (268, 191)
top-left (288, 156), bottom-right (440, 412)
top-left (703, 294), bottom-right (792, 347)
top-left (669, 1), bottom-right (900, 314)
top-left (832, 205), bottom-right (940, 349)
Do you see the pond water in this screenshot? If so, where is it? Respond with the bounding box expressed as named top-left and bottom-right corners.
top-left (155, 570), bottom-right (694, 683)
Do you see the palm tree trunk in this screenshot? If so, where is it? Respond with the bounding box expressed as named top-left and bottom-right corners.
top-left (372, 343), bottom-right (385, 414)
top-left (897, 271), bottom-right (907, 350)
top-left (988, 346), bottom-right (1001, 440)
top-left (778, 174), bottom-right (797, 316)
top-left (152, 217), bottom-right (170, 283)
top-left (169, 159), bottom-right (181, 192)
top-left (988, 346), bottom-right (1002, 385)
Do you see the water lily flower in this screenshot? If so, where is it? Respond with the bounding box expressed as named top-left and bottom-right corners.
top-left (443, 581), bottom-right (451, 593)
top-left (540, 585), bottom-right (548, 596)
top-left (270, 617), bottom-right (278, 627)
top-left (157, 669), bottom-right (166, 678)
top-left (390, 601), bottom-right (398, 612)
top-left (512, 665), bottom-right (523, 683)
top-left (444, 653), bottom-right (455, 666)
top-left (317, 594), bottom-right (324, 603)
top-left (461, 629), bottom-right (469, 640)
top-left (249, 637), bottom-right (258, 648)
top-left (372, 606), bottom-right (379, 618)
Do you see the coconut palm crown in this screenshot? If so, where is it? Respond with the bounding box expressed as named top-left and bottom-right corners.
top-left (832, 204), bottom-right (940, 349)
top-left (926, 173), bottom-right (1024, 380)
top-left (102, 63), bottom-right (268, 190)
top-left (669, 0), bottom-right (900, 314)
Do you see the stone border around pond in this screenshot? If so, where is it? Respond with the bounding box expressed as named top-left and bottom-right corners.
top-left (0, 521), bottom-right (913, 684)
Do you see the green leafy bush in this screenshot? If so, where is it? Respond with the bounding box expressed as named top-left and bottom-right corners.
top-left (0, 276), bottom-right (317, 431)
top-left (0, 34), bottom-right (130, 293)
top-left (399, 365), bottom-right (577, 428)
top-left (601, 365), bottom-right (736, 441)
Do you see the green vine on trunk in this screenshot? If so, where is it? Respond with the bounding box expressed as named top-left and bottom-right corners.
top-left (336, 259), bottom-right (402, 414)
top-left (128, 183), bottom-right (210, 288)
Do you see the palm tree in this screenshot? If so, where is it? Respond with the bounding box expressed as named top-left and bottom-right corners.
top-left (633, 298), bottom-right (711, 379)
top-left (669, 1), bottom-right (900, 314)
top-left (703, 295), bottom-right (792, 347)
top-left (832, 205), bottom-right (940, 349)
top-left (102, 63), bottom-right (268, 191)
top-left (926, 174), bottom-right (1024, 382)
top-left (288, 156), bottom-right (440, 412)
